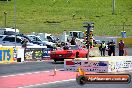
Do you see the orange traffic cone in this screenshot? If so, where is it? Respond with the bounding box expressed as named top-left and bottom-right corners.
top-left (78, 66), bottom-right (85, 76)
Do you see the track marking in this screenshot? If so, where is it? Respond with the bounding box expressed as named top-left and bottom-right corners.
top-left (18, 79), bottom-right (76, 88)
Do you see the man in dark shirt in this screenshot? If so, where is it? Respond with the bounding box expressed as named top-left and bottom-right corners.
top-left (63, 43), bottom-right (69, 50)
top-left (108, 40), bottom-right (115, 56)
top-left (70, 37), bottom-right (76, 45)
top-left (99, 41), bottom-right (106, 56)
top-left (118, 40), bottom-right (125, 56)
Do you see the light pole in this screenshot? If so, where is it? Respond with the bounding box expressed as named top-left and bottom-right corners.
top-left (14, 0), bottom-right (16, 47)
top-left (112, 0), bottom-right (115, 15)
top-left (4, 11), bottom-right (7, 27)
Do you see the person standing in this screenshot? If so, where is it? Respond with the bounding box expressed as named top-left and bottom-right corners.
top-left (63, 43), bottom-right (69, 50)
top-left (99, 41), bottom-right (106, 56)
top-left (118, 40), bottom-right (125, 56)
top-left (107, 41), bottom-right (111, 56)
top-left (109, 40), bottom-right (115, 56)
top-left (70, 37), bottom-right (76, 45)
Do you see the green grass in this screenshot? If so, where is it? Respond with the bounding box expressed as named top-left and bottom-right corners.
top-left (0, 0), bottom-right (132, 36)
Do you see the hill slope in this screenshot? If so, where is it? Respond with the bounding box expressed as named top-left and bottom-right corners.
top-left (0, 0), bottom-right (132, 36)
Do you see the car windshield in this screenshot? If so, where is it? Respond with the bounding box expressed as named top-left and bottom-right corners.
top-left (69, 45), bottom-right (79, 50)
top-left (28, 36), bottom-right (41, 41)
top-left (27, 36), bottom-right (34, 41)
top-left (50, 36), bottom-right (56, 40)
top-left (38, 36), bottom-right (46, 41)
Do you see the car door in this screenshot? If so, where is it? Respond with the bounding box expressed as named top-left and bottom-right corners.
top-left (2, 36), bottom-right (12, 46)
top-left (2, 36), bottom-right (21, 46)
top-left (9, 37), bottom-right (16, 46)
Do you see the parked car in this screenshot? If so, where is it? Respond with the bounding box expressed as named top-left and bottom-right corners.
top-left (37, 33), bottom-right (59, 43)
top-left (0, 35), bottom-right (6, 42)
top-left (27, 35), bottom-right (56, 49)
top-left (0, 35), bottom-right (39, 46)
top-left (50, 45), bottom-right (88, 62)
top-left (46, 35), bottom-right (59, 43)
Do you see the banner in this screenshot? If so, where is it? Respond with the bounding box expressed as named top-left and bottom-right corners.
top-left (24, 48), bottom-right (51, 61)
top-left (0, 47), bottom-right (15, 63)
top-left (24, 48), bottom-right (42, 61)
top-left (42, 48), bottom-right (51, 58)
top-left (108, 60), bottom-right (132, 72)
top-left (64, 60), bottom-right (109, 72)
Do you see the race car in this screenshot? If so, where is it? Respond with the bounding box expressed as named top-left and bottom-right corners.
top-left (50, 45), bottom-right (88, 62)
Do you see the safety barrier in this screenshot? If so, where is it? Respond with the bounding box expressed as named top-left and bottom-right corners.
top-left (24, 48), bottom-right (51, 61)
top-left (64, 60), bottom-right (108, 72)
top-left (0, 46), bottom-right (51, 63)
top-left (64, 56), bottom-right (132, 72)
top-left (89, 47), bottom-right (100, 57)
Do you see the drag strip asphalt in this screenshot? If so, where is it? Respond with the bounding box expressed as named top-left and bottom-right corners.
top-left (0, 61), bottom-right (64, 76)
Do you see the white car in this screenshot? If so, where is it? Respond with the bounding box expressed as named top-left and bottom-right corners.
top-left (0, 35), bottom-right (7, 42)
top-left (0, 35), bottom-right (39, 46)
top-left (27, 35), bottom-right (56, 48)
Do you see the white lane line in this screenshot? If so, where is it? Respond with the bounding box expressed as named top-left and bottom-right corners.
top-left (18, 79), bottom-right (76, 88)
top-left (1, 69), bottom-right (131, 78)
top-left (1, 69), bottom-right (64, 78)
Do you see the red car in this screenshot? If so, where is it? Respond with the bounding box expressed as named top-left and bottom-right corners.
top-left (50, 45), bottom-right (88, 62)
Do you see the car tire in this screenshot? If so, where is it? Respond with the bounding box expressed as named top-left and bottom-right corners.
top-left (76, 75), bottom-right (87, 85)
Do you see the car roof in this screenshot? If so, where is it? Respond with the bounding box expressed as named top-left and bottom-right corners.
top-left (0, 35), bottom-right (8, 39)
top-left (2, 35), bottom-right (24, 39)
top-left (0, 35), bottom-right (7, 37)
top-left (27, 35), bottom-right (36, 36)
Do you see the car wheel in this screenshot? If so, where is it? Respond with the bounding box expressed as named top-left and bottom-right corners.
top-left (76, 75), bottom-right (87, 85)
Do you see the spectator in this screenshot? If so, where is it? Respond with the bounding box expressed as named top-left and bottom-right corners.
top-left (99, 41), bottom-right (106, 56)
top-left (118, 40), bottom-right (125, 56)
top-left (108, 40), bottom-right (115, 56)
top-left (106, 41), bottom-right (111, 56)
top-left (63, 43), bottom-right (69, 50)
top-left (93, 40), bottom-right (97, 47)
top-left (70, 37), bottom-right (76, 45)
